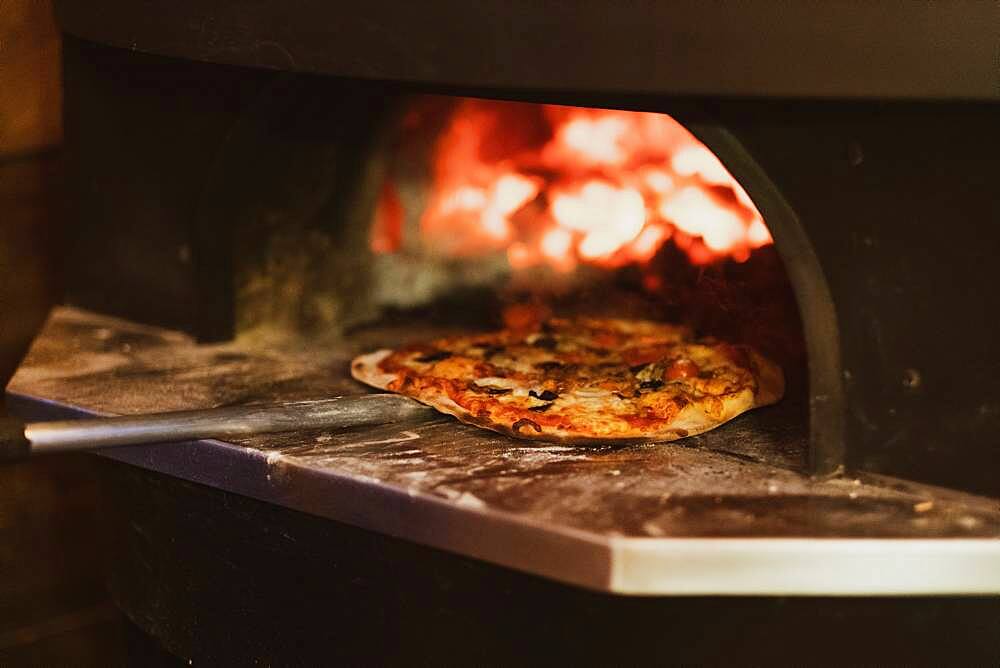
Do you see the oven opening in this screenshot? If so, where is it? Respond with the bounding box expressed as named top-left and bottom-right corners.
top-left (351, 96), bottom-right (808, 470)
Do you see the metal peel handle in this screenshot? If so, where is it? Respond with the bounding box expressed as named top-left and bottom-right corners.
top-left (1, 394), bottom-right (432, 459)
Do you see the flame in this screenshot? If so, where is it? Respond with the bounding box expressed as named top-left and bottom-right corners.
top-left (373, 98), bottom-right (773, 268)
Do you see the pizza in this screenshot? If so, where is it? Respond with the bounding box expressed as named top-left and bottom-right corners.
top-left (351, 317), bottom-right (784, 444)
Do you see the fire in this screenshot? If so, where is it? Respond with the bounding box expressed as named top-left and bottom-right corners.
top-left (553, 115), bottom-right (630, 166)
top-left (373, 98), bottom-right (773, 269)
top-left (551, 180), bottom-right (646, 261)
top-left (660, 187), bottom-right (746, 252)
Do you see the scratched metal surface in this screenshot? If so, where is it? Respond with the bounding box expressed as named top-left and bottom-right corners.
top-left (8, 306), bottom-right (1000, 540)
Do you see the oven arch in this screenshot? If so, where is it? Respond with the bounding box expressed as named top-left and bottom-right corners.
top-left (684, 124), bottom-right (846, 475)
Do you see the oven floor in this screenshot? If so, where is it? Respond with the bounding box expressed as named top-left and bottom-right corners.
top-left (8, 306), bottom-right (1000, 594)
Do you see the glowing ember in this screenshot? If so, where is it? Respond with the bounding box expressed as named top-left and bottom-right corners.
top-left (551, 180), bottom-right (646, 261)
top-left (539, 227), bottom-right (575, 273)
top-left (628, 224), bottom-right (671, 263)
top-left (671, 146), bottom-right (731, 185)
top-left (373, 98), bottom-right (773, 268)
top-left (554, 115), bottom-right (630, 166)
top-left (641, 168), bottom-right (674, 195)
top-left (660, 187), bottom-right (746, 252)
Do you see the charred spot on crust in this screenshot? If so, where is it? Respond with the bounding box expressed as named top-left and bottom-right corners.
top-left (534, 361), bottom-right (564, 372)
top-left (529, 403), bottom-right (554, 412)
top-left (480, 386), bottom-right (512, 395)
top-left (473, 342), bottom-right (505, 358)
top-left (639, 380), bottom-right (664, 390)
top-left (388, 374), bottom-right (414, 392)
top-left (214, 352), bottom-right (249, 363)
top-left (674, 428), bottom-right (689, 437)
top-left (415, 350), bottom-right (452, 363)
top-left (529, 389), bottom-right (559, 401)
top-left (512, 418), bottom-right (542, 434)
top-left (531, 336), bottom-right (558, 350)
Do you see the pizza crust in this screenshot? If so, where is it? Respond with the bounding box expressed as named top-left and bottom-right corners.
top-left (748, 349), bottom-right (785, 408)
top-left (351, 349), bottom-right (396, 392)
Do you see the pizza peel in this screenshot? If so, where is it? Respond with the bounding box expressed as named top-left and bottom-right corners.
top-left (0, 394), bottom-right (433, 461)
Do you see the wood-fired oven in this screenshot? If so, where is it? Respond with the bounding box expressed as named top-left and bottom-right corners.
top-left (5, 1), bottom-right (1000, 664)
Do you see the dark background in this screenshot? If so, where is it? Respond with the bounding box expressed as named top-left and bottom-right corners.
top-left (0, 1), bottom-right (124, 663)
